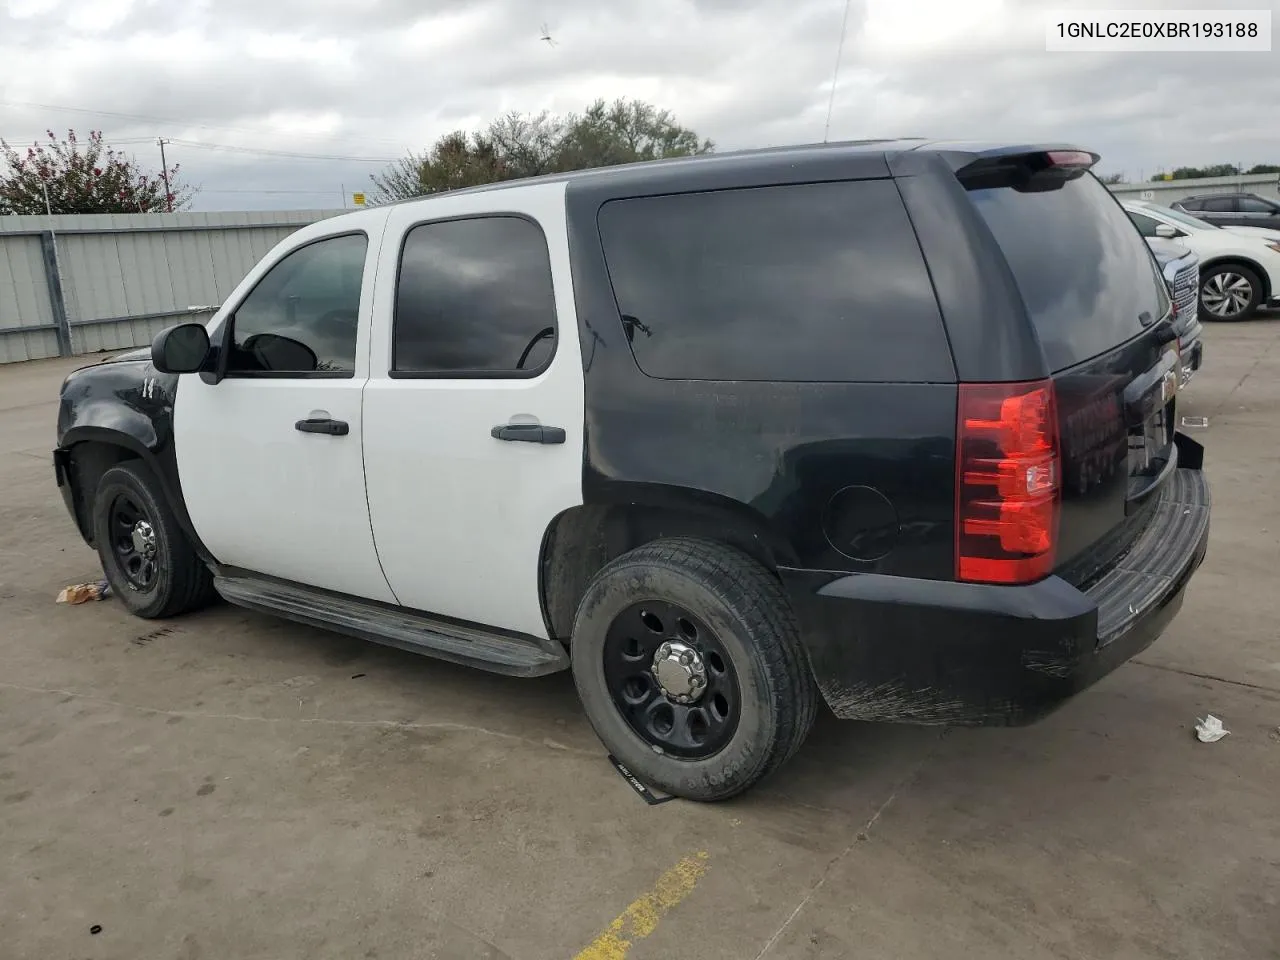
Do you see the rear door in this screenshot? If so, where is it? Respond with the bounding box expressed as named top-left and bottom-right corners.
top-left (963, 167), bottom-right (1179, 584)
top-left (361, 183), bottom-right (585, 637)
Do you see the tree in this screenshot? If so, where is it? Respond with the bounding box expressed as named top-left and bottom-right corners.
top-left (487, 110), bottom-right (565, 179)
top-left (553, 98), bottom-right (713, 171)
top-left (1247, 163), bottom-right (1280, 175)
top-left (1150, 163), bottom-right (1242, 182)
top-left (369, 131), bottom-right (508, 201)
top-left (369, 98), bottom-right (713, 203)
top-left (1098, 172), bottom-right (1125, 185)
top-left (0, 129), bottom-right (192, 215)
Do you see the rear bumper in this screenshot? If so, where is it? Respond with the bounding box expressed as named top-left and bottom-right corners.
top-left (781, 449), bottom-right (1211, 726)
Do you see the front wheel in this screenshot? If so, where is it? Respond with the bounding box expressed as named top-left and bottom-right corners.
top-left (92, 460), bottom-right (215, 619)
top-left (570, 538), bottom-right (818, 802)
top-left (1200, 263), bottom-right (1262, 321)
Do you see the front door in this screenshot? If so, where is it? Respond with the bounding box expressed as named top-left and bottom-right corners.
top-left (362, 184), bottom-right (585, 637)
top-left (174, 229), bottom-right (396, 603)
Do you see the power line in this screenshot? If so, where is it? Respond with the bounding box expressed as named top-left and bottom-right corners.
top-left (1, 131), bottom-right (392, 163)
top-left (199, 188), bottom-right (355, 195)
top-left (165, 138), bottom-right (394, 163)
top-left (0, 98), bottom-right (412, 149)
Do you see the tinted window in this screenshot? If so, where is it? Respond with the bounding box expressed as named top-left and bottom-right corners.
top-left (1201, 196), bottom-right (1235, 212)
top-left (1239, 196), bottom-right (1278, 213)
top-left (967, 174), bottom-right (1168, 371)
top-left (1177, 198), bottom-right (1204, 210)
top-left (1127, 212), bottom-right (1160, 237)
top-left (394, 216), bottom-right (557, 376)
top-left (596, 180), bottom-right (951, 382)
top-left (228, 233), bottom-right (367, 375)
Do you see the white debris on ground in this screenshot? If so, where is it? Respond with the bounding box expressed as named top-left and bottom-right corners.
top-left (1194, 715), bottom-right (1230, 743)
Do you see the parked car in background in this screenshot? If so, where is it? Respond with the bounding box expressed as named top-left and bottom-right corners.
top-left (1145, 235), bottom-right (1203, 385)
top-left (1173, 193), bottom-right (1280, 230)
top-left (1123, 199), bottom-right (1280, 321)
top-left (53, 143), bottom-right (1211, 801)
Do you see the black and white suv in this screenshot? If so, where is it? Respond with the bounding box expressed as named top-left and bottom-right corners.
top-left (53, 141), bottom-right (1211, 801)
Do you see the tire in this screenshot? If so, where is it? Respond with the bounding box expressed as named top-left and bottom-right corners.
top-left (570, 538), bottom-right (818, 802)
top-left (1199, 263), bottom-right (1262, 321)
top-left (92, 460), bottom-right (215, 619)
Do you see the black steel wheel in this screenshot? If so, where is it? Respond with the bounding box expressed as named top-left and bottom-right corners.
top-left (108, 491), bottom-right (160, 591)
top-left (571, 538), bottom-right (818, 802)
top-left (602, 600), bottom-right (741, 760)
top-left (91, 459), bottom-right (215, 619)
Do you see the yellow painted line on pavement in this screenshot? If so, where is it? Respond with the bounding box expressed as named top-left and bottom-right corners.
top-left (572, 851), bottom-right (710, 960)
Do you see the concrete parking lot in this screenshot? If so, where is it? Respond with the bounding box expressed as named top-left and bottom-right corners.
top-left (2, 320), bottom-right (1279, 960)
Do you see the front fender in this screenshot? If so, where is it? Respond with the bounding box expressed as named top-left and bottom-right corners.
top-left (55, 361), bottom-right (211, 562)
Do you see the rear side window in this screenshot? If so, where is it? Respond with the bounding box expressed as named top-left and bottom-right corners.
top-left (596, 180), bottom-right (953, 382)
top-left (1239, 196), bottom-right (1278, 213)
top-left (393, 216), bottom-right (557, 377)
top-left (966, 173), bottom-right (1168, 371)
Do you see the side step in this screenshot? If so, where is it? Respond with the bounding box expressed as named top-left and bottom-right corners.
top-left (213, 574), bottom-right (570, 677)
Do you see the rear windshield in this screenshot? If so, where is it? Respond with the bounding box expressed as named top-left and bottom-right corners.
top-left (966, 173), bottom-right (1169, 371)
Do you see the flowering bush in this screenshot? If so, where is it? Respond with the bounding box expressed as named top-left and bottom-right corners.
top-left (0, 129), bottom-right (194, 215)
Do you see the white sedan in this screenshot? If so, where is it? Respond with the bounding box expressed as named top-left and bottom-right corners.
top-left (1122, 200), bottom-right (1280, 321)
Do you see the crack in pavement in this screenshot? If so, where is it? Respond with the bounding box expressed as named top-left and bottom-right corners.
top-left (0, 680), bottom-right (598, 757)
top-left (1132, 658), bottom-right (1280, 694)
top-left (751, 728), bottom-right (949, 959)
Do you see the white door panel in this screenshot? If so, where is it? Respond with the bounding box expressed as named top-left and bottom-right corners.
top-left (362, 183), bottom-right (584, 637)
top-left (176, 378), bottom-right (396, 602)
top-left (174, 217), bottom-right (397, 604)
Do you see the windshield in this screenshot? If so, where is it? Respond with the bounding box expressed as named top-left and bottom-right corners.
top-left (1145, 204), bottom-right (1219, 231)
top-left (967, 173), bottom-right (1170, 371)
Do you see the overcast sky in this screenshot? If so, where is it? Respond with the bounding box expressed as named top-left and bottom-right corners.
top-left (1, 0), bottom-right (1276, 211)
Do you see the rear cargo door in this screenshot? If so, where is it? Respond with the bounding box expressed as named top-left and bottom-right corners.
top-left (964, 164), bottom-right (1179, 584)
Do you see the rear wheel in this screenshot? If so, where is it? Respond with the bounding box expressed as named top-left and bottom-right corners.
top-left (570, 538), bottom-right (817, 801)
top-left (92, 461), bottom-right (215, 619)
top-left (1200, 263), bottom-right (1262, 321)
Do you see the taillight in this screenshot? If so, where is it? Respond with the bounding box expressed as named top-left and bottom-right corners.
top-left (955, 379), bottom-right (1061, 585)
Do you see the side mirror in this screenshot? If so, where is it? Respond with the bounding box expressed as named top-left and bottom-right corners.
top-left (151, 323), bottom-right (211, 374)
top-left (1154, 223), bottom-right (1178, 239)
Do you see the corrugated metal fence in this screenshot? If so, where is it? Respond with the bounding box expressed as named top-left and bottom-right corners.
top-left (0, 210), bottom-right (342, 364)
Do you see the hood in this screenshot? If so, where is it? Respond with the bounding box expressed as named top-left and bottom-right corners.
top-left (96, 346), bottom-right (152, 364)
top-left (1225, 225), bottom-right (1280, 242)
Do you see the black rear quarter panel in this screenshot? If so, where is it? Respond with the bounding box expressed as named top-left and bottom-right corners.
top-left (566, 155), bottom-right (965, 578)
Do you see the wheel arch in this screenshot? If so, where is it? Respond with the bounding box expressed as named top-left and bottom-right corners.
top-left (538, 484), bottom-right (799, 642)
top-left (1199, 255), bottom-right (1272, 302)
top-left (59, 426), bottom-right (190, 553)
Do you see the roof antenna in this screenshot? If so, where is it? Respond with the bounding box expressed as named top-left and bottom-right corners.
top-left (823, 0), bottom-right (853, 143)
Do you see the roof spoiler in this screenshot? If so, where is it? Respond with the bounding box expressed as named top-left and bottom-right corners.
top-left (953, 147), bottom-right (1101, 193)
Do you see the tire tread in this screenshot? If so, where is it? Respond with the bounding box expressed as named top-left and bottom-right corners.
top-left (577, 537), bottom-right (818, 800)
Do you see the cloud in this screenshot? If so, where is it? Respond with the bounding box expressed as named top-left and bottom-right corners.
top-left (1, 0), bottom-right (1274, 210)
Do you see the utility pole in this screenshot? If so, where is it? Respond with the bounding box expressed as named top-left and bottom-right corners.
top-left (157, 137), bottom-right (173, 212)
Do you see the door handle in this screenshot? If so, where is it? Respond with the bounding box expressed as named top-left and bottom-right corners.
top-left (490, 423), bottom-right (566, 444)
top-left (295, 418), bottom-right (349, 436)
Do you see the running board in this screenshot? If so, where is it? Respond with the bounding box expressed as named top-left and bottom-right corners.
top-left (213, 574), bottom-right (570, 677)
